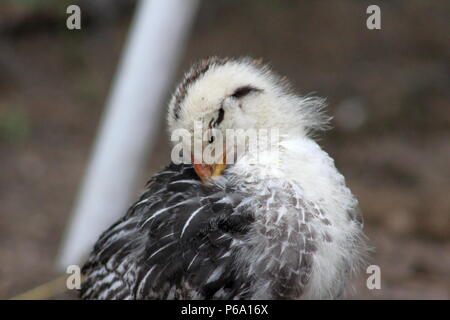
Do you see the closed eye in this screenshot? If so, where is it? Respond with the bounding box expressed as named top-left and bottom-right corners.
top-left (231, 85), bottom-right (262, 99)
top-left (211, 107), bottom-right (225, 129)
top-left (216, 107), bottom-right (224, 125)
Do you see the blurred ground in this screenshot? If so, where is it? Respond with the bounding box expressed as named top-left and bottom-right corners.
top-left (0, 0), bottom-right (448, 299)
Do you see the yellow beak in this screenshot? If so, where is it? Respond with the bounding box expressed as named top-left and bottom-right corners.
top-left (192, 155), bottom-right (227, 184)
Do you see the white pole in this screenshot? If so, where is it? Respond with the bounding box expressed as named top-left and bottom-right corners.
top-left (57, 0), bottom-right (200, 269)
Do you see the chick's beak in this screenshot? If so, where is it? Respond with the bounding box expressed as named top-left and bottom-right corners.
top-left (192, 155), bottom-right (227, 184)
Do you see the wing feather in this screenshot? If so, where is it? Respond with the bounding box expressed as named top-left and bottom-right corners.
top-left (81, 163), bottom-right (253, 300)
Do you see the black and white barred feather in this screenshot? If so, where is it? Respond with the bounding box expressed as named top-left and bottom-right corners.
top-left (81, 163), bottom-right (364, 299)
top-left (81, 163), bottom-right (255, 299)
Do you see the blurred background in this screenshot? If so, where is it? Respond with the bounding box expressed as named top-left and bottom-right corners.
top-left (0, 0), bottom-right (448, 299)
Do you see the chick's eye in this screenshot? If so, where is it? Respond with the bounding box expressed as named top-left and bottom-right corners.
top-left (216, 107), bottom-right (224, 125)
top-left (231, 85), bottom-right (262, 99)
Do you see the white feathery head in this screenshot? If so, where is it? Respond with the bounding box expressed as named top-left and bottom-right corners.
top-left (167, 57), bottom-right (330, 140)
